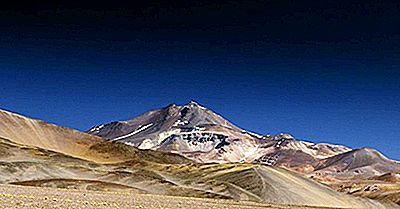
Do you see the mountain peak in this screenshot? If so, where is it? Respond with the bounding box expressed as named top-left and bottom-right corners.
top-left (273, 133), bottom-right (295, 140)
top-left (184, 100), bottom-right (206, 109)
top-left (164, 101), bottom-right (206, 112)
top-left (88, 101), bottom-right (240, 144)
top-left (165, 103), bottom-right (178, 108)
top-left (188, 100), bottom-right (199, 105)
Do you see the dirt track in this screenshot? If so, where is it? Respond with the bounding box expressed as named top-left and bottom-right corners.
top-left (0, 184), bottom-right (342, 209)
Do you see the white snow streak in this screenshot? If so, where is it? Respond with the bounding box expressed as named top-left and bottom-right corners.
top-left (112, 123), bottom-right (153, 141)
top-left (89, 124), bottom-right (104, 132)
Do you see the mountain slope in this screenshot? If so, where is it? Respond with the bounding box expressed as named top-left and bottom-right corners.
top-left (312, 148), bottom-right (400, 181)
top-left (0, 108), bottom-right (191, 164)
top-left (0, 109), bottom-right (104, 161)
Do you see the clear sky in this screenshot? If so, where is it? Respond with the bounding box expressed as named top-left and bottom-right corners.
top-left (0, 1), bottom-right (399, 160)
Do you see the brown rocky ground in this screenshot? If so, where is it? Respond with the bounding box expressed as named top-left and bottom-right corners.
top-left (0, 184), bottom-right (345, 209)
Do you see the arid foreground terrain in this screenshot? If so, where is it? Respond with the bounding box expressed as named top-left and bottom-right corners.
top-left (0, 184), bottom-right (385, 209)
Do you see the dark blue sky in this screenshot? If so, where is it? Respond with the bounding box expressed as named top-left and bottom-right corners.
top-left (0, 0), bottom-right (399, 160)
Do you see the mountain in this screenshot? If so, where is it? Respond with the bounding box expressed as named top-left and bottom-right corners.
top-left (311, 148), bottom-right (400, 181)
top-left (88, 101), bottom-right (251, 148)
top-left (90, 102), bottom-right (390, 175)
top-left (88, 102), bottom-right (351, 165)
top-left (0, 109), bottom-right (190, 164)
top-left (0, 108), bottom-right (397, 208)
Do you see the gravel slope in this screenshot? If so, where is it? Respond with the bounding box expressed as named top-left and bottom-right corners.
top-left (0, 184), bottom-right (384, 209)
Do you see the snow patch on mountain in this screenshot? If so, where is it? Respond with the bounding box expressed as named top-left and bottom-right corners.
top-left (89, 124), bottom-right (104, 133)
top-left (157, 129), bottom-right (181, 144)
top-left (185, 100), bottom-right (206, 110)
top-left (173, 119), bottom-right (189, 127)
top-left (273, 133), bottom-right (294, 140)
top-left (241, 130), bottom-right (263, 139)
top-left (112, 123), bottom-right (153, 141)
top-left (138, 138), bottom-right (155, 149)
